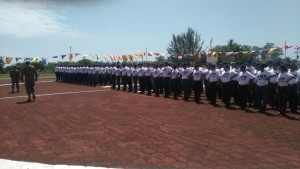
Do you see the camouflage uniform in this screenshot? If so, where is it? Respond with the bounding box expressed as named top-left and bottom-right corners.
top-left (21, 64), bottom-right (38, 100)
top-left (9, 68), bottom-right (20, 92)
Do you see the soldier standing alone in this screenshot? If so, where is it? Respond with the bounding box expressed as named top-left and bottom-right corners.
top-left (21, 61), bottom-right (38, 102)
top-left (9, 66), bottom-right (20, 93)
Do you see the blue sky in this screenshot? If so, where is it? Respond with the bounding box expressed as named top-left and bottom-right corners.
top-left (0, 0), bottom-right (299, 63)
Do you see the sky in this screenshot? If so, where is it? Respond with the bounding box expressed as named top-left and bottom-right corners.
top-left (0, 0), bottom-right (299, 64)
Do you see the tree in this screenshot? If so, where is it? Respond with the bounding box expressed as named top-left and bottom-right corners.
top-left (227, 39), bottom-right (240, 52)
top-left (261, 43), bottom-right (283, 62)
top-left (0, 58), bottom-right (4, 73)
top-left (77, 59), bottom-right (93, 65)
top-left (166, 28), bottom-right (204, 63)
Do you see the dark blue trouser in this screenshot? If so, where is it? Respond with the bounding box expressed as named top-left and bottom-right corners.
top-left (256, 85), bottom-right (268, 112)
top-left (182, 79), bottom-right (190, 100)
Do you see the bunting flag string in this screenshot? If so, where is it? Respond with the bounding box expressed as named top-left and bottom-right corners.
top-left (2, 45), bottom-right (299, 64)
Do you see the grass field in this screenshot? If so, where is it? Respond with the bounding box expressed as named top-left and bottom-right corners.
top-left (0, 78), bottom-right (300, 169)
top-left (0, 72), bottom-right (55, 79)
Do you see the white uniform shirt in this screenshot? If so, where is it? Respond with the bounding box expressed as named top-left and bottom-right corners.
top-left (208, 70), bottom-right (220, 82)
top-left (127, 67), bottom-right (133, 76)
top-left (193, 70), bottom-right (203, 81)
top-left (171, 69), bottom-right (180, 79)
top-left (181, 68), bottom-right (193, 79)
top-left (144, 68), bottom-right (152, 76)
top-left (221, 70), bottom-right (235, 83)
top-left (122, 67), bottom-right (128, 76)
top-left (162, 66), bottom-right (172, 78)
top-left (277, 72), bottom-right (292, 87)
top-left (288, 70), bottom-right (298, 85)
top-left (115, 68), bottom-right (122, 76)
top-left (231, 68), bottom-right (240, 81)
top-left (132, 68), bottom-right (138, 76)
top-left (255, 70), bottom-right (271, 86)
top-left (138, 68), bottom-right (145, 77)
top-left (269, 68), bottom-right (280, 84)
top-left (111, 67), bottom-right (117, 75)
top-left (152, 68), bottom-right (162, 78)
top-left (238, 71), bottom-right (255, 85)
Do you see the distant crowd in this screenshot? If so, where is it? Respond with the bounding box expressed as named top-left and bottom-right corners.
top-left (54, 61), bottom-right (300, 116)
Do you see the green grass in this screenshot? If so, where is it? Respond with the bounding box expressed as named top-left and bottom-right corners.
top-left (0, 74), bottom-right (9, 79)
top-left (0, 72), bottom-right (55, 79)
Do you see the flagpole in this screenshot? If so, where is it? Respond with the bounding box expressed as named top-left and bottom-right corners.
top-left (284, 39), bottom-right (287, 58)
top-left (146, 48), bottom-right (148, 62)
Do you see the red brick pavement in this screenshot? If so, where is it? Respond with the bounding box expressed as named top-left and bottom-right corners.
top-left (0, 78), bottom-right (300, 169)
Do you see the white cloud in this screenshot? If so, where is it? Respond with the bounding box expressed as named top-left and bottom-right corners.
top-left (0, 0), bottom-right (86, 38)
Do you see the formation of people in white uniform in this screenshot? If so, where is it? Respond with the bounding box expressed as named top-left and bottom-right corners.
top-left (55, 61), bottom-right (300, 116)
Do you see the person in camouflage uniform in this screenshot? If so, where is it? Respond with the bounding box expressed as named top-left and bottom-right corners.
top-left (9, 65), bottom-right (20, 93)
top-left (21, 61), bottom-right (38, 102)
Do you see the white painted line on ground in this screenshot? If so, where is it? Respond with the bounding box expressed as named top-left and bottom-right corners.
top-left (0, 159), bottom-right (121, 169)
top-left (0, 89), bottom-right (110, 100)
top-left (0, 81), bottom-right (54, 87)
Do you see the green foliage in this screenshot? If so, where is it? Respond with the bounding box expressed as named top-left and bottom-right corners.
top-left (76, 59), bottom-right (93, 65)
top-left (0, 58), bottom-right (4, 73)
top-left (167, 28), bottom-right (204, 60)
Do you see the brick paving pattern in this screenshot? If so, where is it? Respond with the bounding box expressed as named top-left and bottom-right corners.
top-left (0, 78), bottom-right (300, 169)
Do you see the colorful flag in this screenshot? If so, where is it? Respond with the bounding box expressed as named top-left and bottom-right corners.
top-left (32, 57), bottom-right (40, 63)
top-left (128, 55), bottom-right (133, 61)
top-left (60, 55), bottom-right (66, 60)
top-left (139, 53), bottom-right (143, 58)
top-left (24, 58), bottom-right (33, 61)
top-left (122, 55), bottom-right (128, 61)
top-left (110, 55), bottom-right (115, 62)
top-left (75, 53), bottom-right (81, 57)
top-left (52, 56), bottom-right (58, 58)
top-left (6, 57), bottom-right (13, 64)
top-left (177, 54), bottom-right (183, 60)
top-left (103, 55), bottom-right (107, 61)
top-left (285, 45), bottom-right (292, 49)
top-left (198, 52), bottom-right (202, 59)
top-left (42, 57), bottom-right (47, 65)
top-left (0, 56), bottom-right (3, 63)
top-left (68, 54), bottom-right (73, 61)
top-left (15, 57), bottom-right (22, 62)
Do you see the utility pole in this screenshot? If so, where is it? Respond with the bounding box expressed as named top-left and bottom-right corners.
top-left (146, 48), bottom-right (148, 62)
top-left (284, 39), bottom-right (287, 58)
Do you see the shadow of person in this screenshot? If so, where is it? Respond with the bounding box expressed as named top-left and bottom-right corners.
top-left (16, 100), bottom-right (34, 104)
top-left (263, 111), bottom-right (277, 117)
top-left (283, 114), bottom-right (300, 121)
top-left (244, 108), bottom-right (256, 113)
